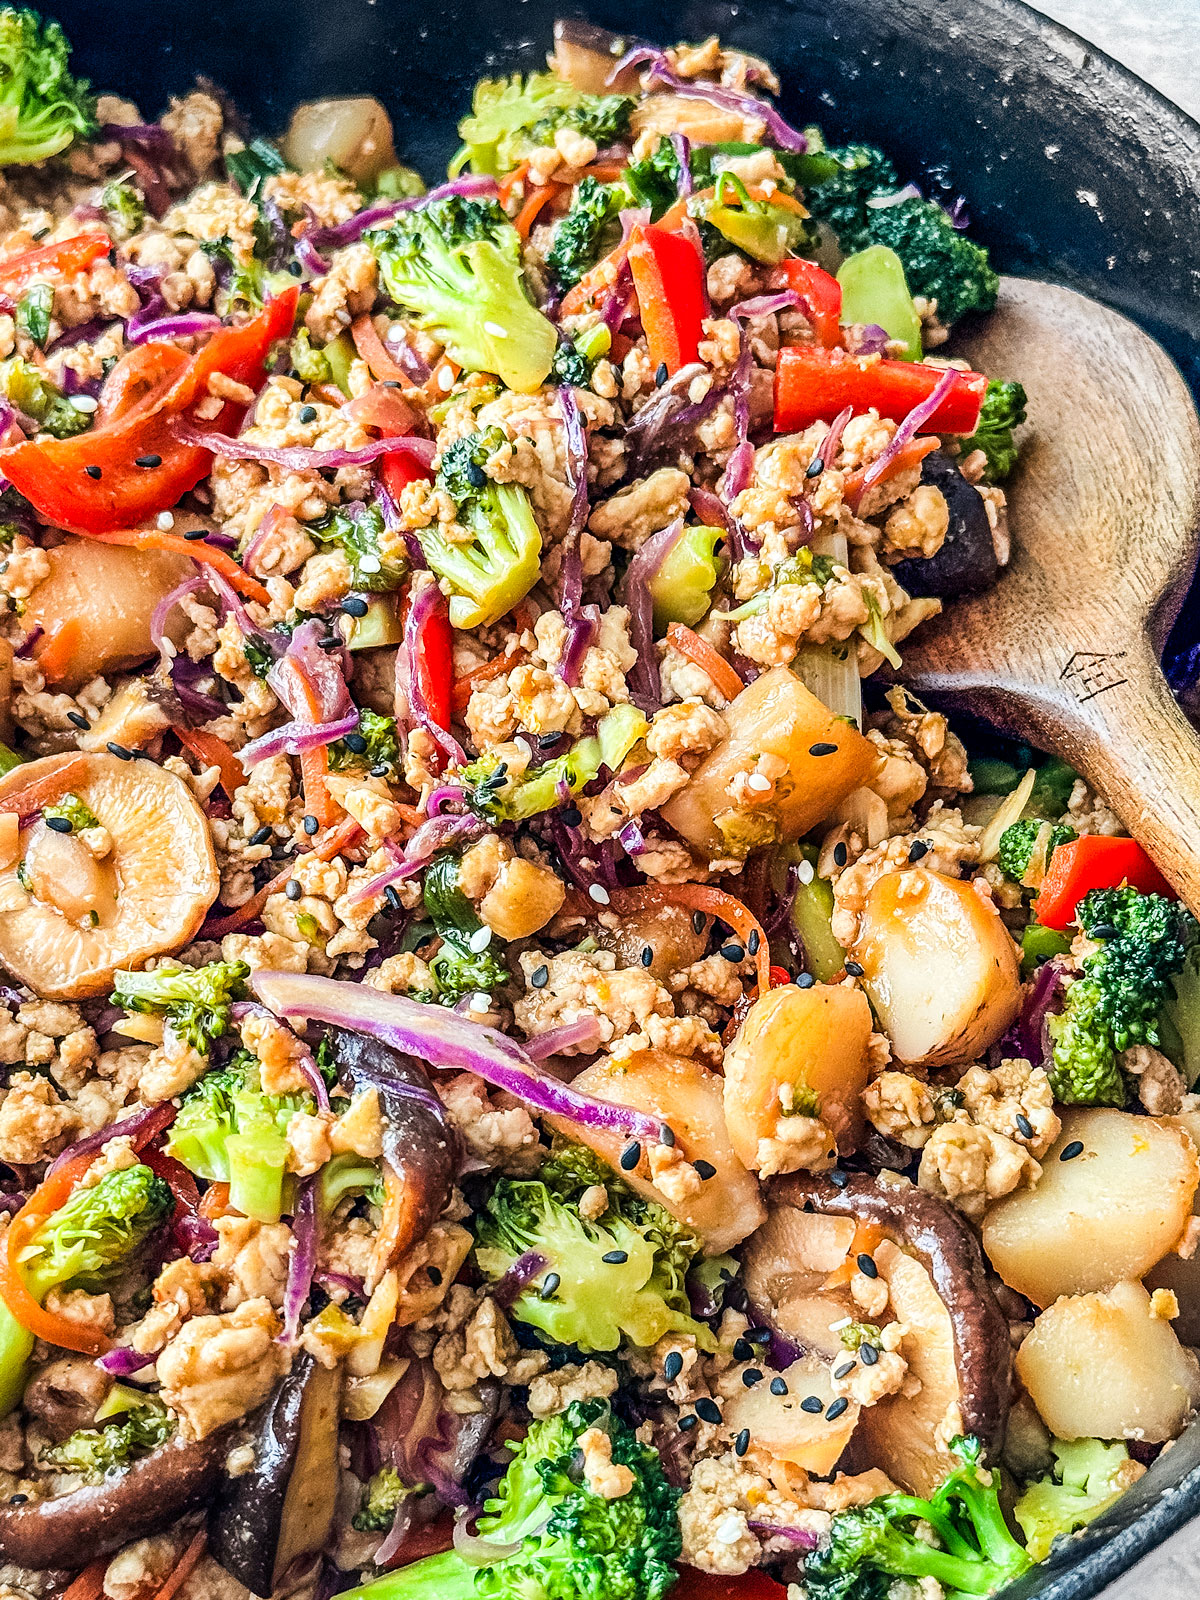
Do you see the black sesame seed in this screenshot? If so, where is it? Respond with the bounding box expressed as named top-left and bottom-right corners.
top-left (747, 929), bottom-right (760, 956)
top-left (833, 842), bottom-right (848, 868)
top-left (8, 1493), bottom-right (26, 1505)
top-left (742, 1369), bottom-right (763, 1387)
top-left (826, 1397), bottom-right (849, 1421)
top-left (663, 1351), bottom-right (684, 1381)
top-left (734, 1428), bottom-right (750, 1457)
top-left (641, 945), bottom-right (654, 968)
top-left (286, 879), bottom-right (302, 901)
top-left (1015, 1113), bottom-right (1034, 1139)
top-left (384, 885), bottom-right (402, 912)
top-left (250, 824), bottom-right (272, 845)
top-left (560, 806), bottom-right (582, 828)
top-left (344, 732), bottom-right (369, 754)
top-left (796, 972), bottom-right (815, 989)
top-left (833, 1361), bottom-right (855, 1380)
top-left (908, 838), bottom-right (930, 862)
top-left (67, 711), bottom-right (89, 730)
top-left (745, 1327), bottom-right (771, 1344)
top-left (602, 1249), bottom-right (628, 1264)
top-left (678, 1413), bottom-right (698, 1432)
top-left (721, 942), bottom-right (744, 963)
top-left (540, 1272), bottom-right (561, 1299)
top-left (369, 762), bottom-right (390, 778)
top-left (619, 1140), bottom-right (641, 1171)
top-left (1090, 923), bottom-right (1118, 942)
top-left (1060, 1140), bottom-right (1084, 1162)
top-left (427, 1266), bottom-right (442, 1286)
top-left (135, 452), bottom-right (162, 469)
top-left (800, 1395), bottom-right (823, 1414)
top-left (659, 1123), bottom-right (675, 1147)
top-left (828, 1168), bottom-right (849, 1189)
top-left (537, 732), bottom-right (562, 750)
top-left (289, 261), bottom-right (303, 276)
top-left (84, 464), bottom-right (102, 480)
top-left (302, 814), bottom-right (319, 835)
top-left (692, 910), bottom-right (706, 935)
top-left (655, 361), bottom-right (669, 387)
top-left (770, 1377), bottom-right (789, 1396)
top-left (733, 1337), bottom-right (754, 1362)
top-left (466, 461), bottom-right (487, 489)
top-left (806, 456), bottom-right (824, 478)
top-left (106, 741), bottom-right (133, 760)
top-left (531, 965), bottom-right (549, 989)
top-left (184, 527), bottom-right (207, 540)
top-left (860, 1343), bottom-right (879, 1366)
top-left (319, 635), bottom-right (342, 651)
top-left (342, 596), bottom-right (369, 618)
top-left (695, 1398), bottom-right (721, 1424)
top-left (844, 960), bottom-right (864, 978)
top-left (809, 742), bottom-right (838, 757)
top-left (694, 1159), bottom-right (716, 1180)
top-left (46, 815), bottom-right (72, 834)
top-left (298, 405), bottom-right (320, 425)
top-left (856, 1253), bottom-right (878, 1279)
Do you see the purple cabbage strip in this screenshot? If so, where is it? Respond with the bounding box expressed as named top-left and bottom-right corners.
top-left (524, 1017), bottom-right (603, 1060)
top-left (492, 1249), bottom-right (549, 1310)
top-left (172, 419), bottom-right (438, 474)
top-left (280, 1178), bottom-right (318, 1344)
top-left (624, 515), bottom-right (684, 707)
top-left (850, 365), bottom-right (958, 509)
top-left (349, 813), bottom-right (485, 907)
top-left (150, 572), bottom-right (207, 659)
top-left (98, 1345), bottom-right (157, 1377)
top-left (49, 1102), bottom-right (175, 1176)
top-left (669, 132), bottom-right (693, 196)
top-left (128, 310), bottom-right (222, 344)
top-left (170, 655), bottom-right (226, 721)
top-left (624, 361), bottom-right (723, 475)
top-left (238, 708), bottom-right (360, 769)
top-left (1001, 957), bottom-right (1067, 1069)
top-left (302, 175), bottom-right (501, 255)
top-left (609, 48), bottom-right (808, 152)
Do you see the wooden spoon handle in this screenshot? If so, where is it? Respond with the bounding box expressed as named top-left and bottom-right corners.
top-left (1022, 634), bottom-right (1200, 916)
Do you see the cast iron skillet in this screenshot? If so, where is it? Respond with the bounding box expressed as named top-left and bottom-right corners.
top-left (45, 0), bottom-right (1200, 1593)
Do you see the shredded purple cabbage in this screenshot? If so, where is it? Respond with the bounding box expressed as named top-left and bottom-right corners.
top-left (301, 175), bottom-right (501, 256)
top-left (280, 1178), bottom-right (318, 1343)
top-left (625, 515), bottom-right (685, 707)
top-left (48, 1102), bottom-right (176, 1176)
top-left (609, 48), bottom-right (808, 152)
top-left (172, 419), bottom-right (437, 474)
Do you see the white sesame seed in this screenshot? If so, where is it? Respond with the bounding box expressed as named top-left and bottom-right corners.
top-left (747, 773), bottom-right (772, 793)
top-left (156, 511), bottom-right (175, 531)
top-left (588, 884), bottom-right (610, 905)
top-left (797, 859), bottom-right (815, 885)
top-left (438, 365), bottom-right (454, 392)
top-left (483, 320), bottom-right (508, 339)
top-left (469, 991), bottom-right (491, 1013)
top-left (358, 555), bottom-right (382, 574)
top-left (70, 394), bottom-right (98, 413)
top-left (715, 1513), bottom-right (745, 1545)
top-left (468, 925), bottom-right (492, 953)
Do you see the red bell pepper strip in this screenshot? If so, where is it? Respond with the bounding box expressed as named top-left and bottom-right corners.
top-left (628, 224), bottom-right (707, 377)
top-left (403, 581), bottom-right (454, 733)
top-left (0, 288), bottom-right (299, 536)
top-left (673, 1567), bottom-right (791, 1599)
top-left (778, 257), bottom-right (842, 348)
top-left (1034, 835), bottom-right (1177, 931)
top-left (0, 232), bottom-right (111, 299)
top-left (380, 450), bottom-right (433, 501)
top-left (774, 346), bottom-right (987, 435)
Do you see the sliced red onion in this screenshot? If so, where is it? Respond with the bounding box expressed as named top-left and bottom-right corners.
top-left (624, 362), bottom-right (722, 474)
top-left (427, 785), bottom-right (467, 816)
top-left (560, 605), bottom-right (597, 689)
top-left (98, 1345), bottom-right (157, 1377)
top-left (172, 419), bottom-right (437, 474)
top-left (169, 656), bottom-right (226, 722)
top-left (609, 49), bottom-right (808, 152)
top-left (404, 581), bottom-right (466, 768)
top-left (669, 133), bottom-right (693, 196)
top-left (376, 1497), bottom-right (416, 1566)
top-left (301, 175), bottom-right (501, 255)
top-left (251, 970), bottom-right (674, 1144)
top-left (128, 310), bottom-right (222, 344)
top-left (524, 1016), bottom-right (603, 1060)
top-left (600, 259), bottom-right (634, 335)
top-left (281, 1178), bottom-right (318, 1343)
top-left (816, 404), bottom-right (854, 473)
top-left (47, 316), bottom-right (116, 354)
top-left (748, 1522), bottom-right (820, 1551)
top-left (452, 1509), bottom-right (525, 1566)
top-left (849, 365), bottom-right (957, 511)
top-left (559, 384), bottom-right (589, 545)
top-left (492, 1249), bottom-right (548, 1310)
top-left (269, 617), bottom-right (354, 723)
top-left (239, 708), bottom-right (360, 769)
top-left (617, 818), bottom-right (646, 855)
top-left (294, 232), bottom-right (330, 279)
top-left (150, 573), bottom-right (206, 657)
top-left (730, 291), bottom-right (800, 321)
top-left (624, 516), bottom-right (684, 706)
top-left (348, 814), bottom-right (485, 906)
top-left (48, 1101), bottom-right (176, 1176)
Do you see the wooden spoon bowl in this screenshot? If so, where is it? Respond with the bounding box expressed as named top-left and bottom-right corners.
top-left (899, 277), bottom-right (1200, 910)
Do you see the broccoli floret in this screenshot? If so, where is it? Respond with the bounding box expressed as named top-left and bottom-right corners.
top-left (310, 500), bottom-right (407, 593)
top-left (42, 791), bottom-right (99, 834)
top-left (422, 426), bottom-right (541, 628)
top-left (166, 1053), bottom-right (311, 1223)
top-left (804, 143), bottom-right (998, 325)
top-left (473, 1142), bottom-right (712, 1354)
top-left (225, 136), bottom-right (288, 199)
top-left (42, 1406), bottom-right (173, 1478)
top-left (0, 8), bottom-right (94, 166)
top-left (421, 850), bottom-right (508, 1005)
top-left (550, 339), bottom-right (595, 389)
top-left (317, 1149), bottom-right (385, 1217)
top-left (1013, 1439), bottom-right (1133, 1562)
top-left (546, 174), bottom-right (623, 289)
top-left (328, 709), bottom-right (403, 779)
top-left (805, 1435), bottom-right (1030, 1600)
top-left (996, 819), bottom-right (1076, 888)
top-left (100, 177), bottom-right (144, 238)
top-left (370, 196), bottom-right (557, 395)
top-left (338, 1399), bottom-right (681, 1600)
top-left (112, 959), bottom-right (248, 1056)
top-left (455, 71), bottom-right (633, 178)
top-left (1047, 888), bottom-right (1199, 1105)
top-left (354, 1467), bottom-right (419, 1531)
top-left (0, 355), bottom-right (89, 437)
top-left (0, 1164), bottom-right (170, 1417)
top-left (963, 379), bottom-right (1027, 482)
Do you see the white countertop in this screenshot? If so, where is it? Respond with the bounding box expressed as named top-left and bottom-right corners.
top-left (1025, 3), bottom-right (1200, 1592)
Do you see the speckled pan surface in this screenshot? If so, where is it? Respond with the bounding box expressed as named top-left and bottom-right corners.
top-left (41, 0), bottom-right (1200, 1591)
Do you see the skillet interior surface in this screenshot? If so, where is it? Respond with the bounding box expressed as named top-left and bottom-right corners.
top-left (40, 0), bottom-right (1200, 1592)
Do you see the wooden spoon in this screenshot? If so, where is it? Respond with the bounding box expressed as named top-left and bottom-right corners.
top-left (899, 277), bottom-right (1200, 911)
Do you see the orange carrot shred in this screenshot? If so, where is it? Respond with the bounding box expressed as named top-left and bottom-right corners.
top-left (174, 726), bottom-right (245, 802)
top-left (62, 1559), bottom-right (108, 1600)
top-left (665, 622), bottom-right (745, 705)
top-left (92, 527), bottom-right (270, 606)
top-left (32, 617), bottom-right (83, 684)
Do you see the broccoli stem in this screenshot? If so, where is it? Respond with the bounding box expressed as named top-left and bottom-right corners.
top-left (337, 1549), bottom-right (480, 1600)
top-left (226, 1130), bottom-right (289, 1222)
top-left (0, 1301), bottom-right (34, 1418)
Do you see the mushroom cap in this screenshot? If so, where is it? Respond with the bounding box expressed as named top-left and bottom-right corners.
top-left (0, 752), bottom-right (219, 999)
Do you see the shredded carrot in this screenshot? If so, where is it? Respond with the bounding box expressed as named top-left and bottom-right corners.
top-left (497, 160), bottom-right (530, 209)
top-left (0, 1150), bottom-right (110, 1355)
top-left (665, 622), bottom-right (745, 705)
top-left (514, 184), bottom-right (559, 241)
top-left (151, 1531), bottom-right (207, 1600)
top-left (278, 661), bottom-right (339, 829)
top-left (450, 647), bottom-right (526, 715)
top-left (198, 1180), bottom-right (234, 1220)
top-left (393, 801), bottom-right (427, 829)
top-left (843, 435), bottom-right (940, 512)
top-left (577, 161), bottom-right (625, 183)
top-left (0, 754), bottom-right (91, 815)
top-left (32, 617), bottom-right (82, 684)
top-left (62, 1560), bottom-right (108, 1600)
top-left (310, 381), bottom-right (348, 407)
top-left (93, 528), bottom-right (270, 606)
top-left (202, 813), bottom-right (364, 938)
top-left (350, 314), bottom-right (417, 387)
top-left (610, 883), bottom-right (771, 994)
top-left (343, 383), bottom-right (419, 437)
top-left (174, 726), bottom-right (245, 801)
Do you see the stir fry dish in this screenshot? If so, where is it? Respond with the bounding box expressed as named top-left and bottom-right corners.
top-left (0, 9), bottom-right (1190, 1599)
